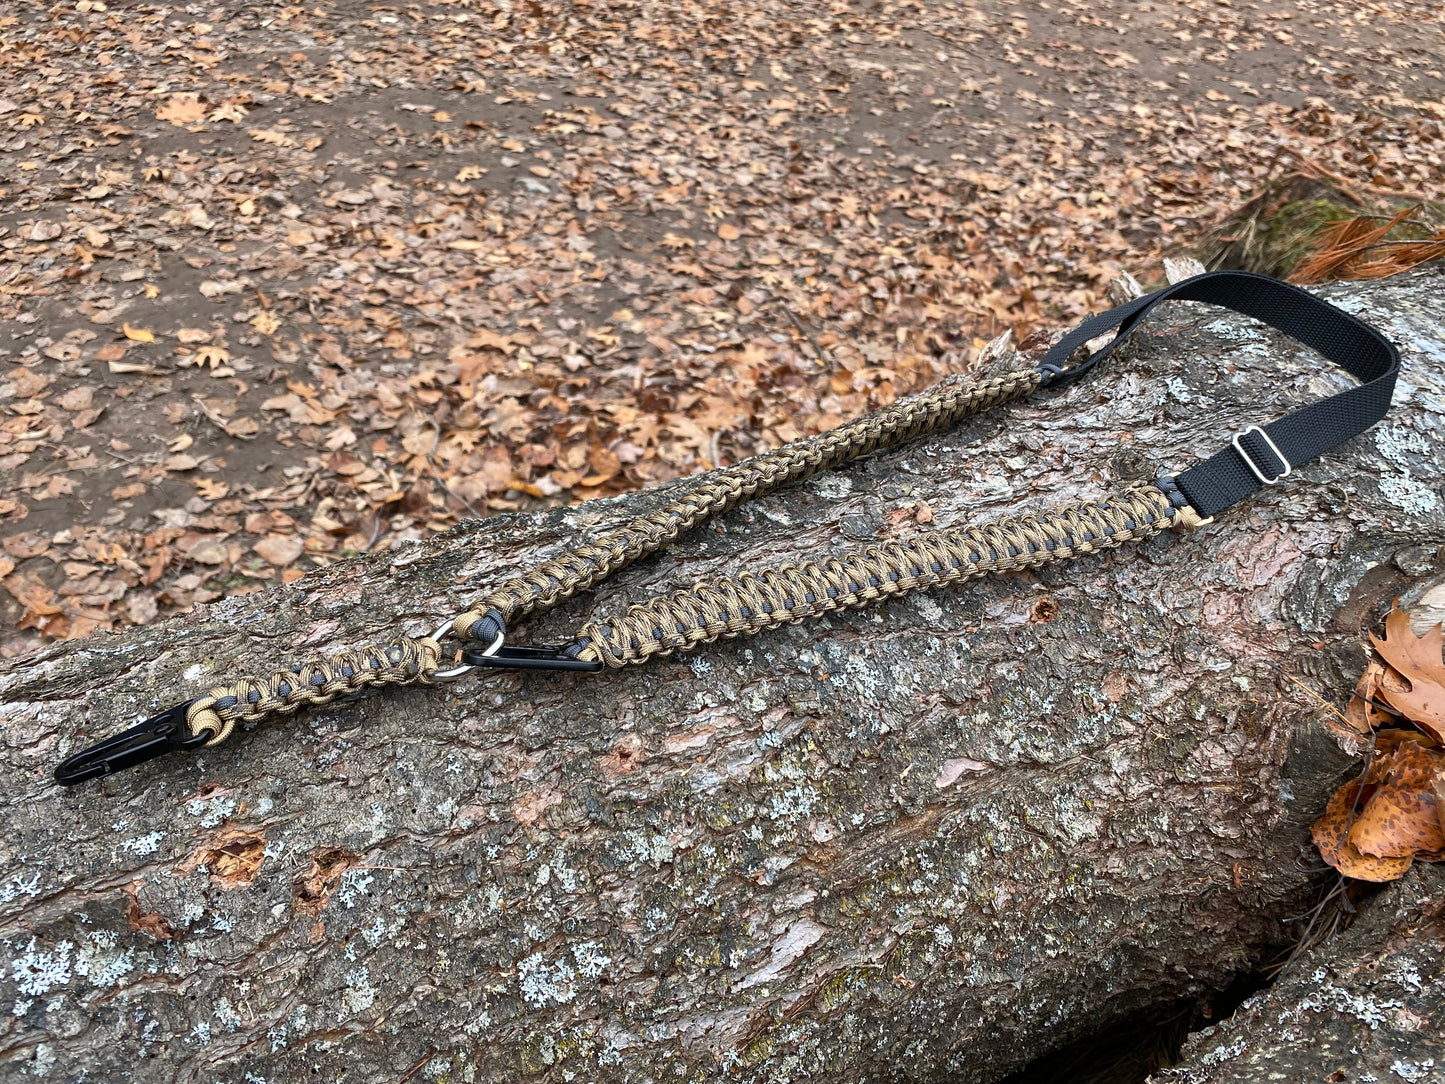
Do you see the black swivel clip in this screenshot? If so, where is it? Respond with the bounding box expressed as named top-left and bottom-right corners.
top-left (460, 643), bottom-right (602, 672)
top-left (54, 701), bottom-right (208, 787)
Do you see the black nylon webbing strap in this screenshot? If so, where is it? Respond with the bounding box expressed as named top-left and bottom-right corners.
top-left (1036, 270), bottom-right (1400, 519)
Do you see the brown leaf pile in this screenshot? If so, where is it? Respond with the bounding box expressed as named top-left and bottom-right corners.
top-left (3, 1), bottom-right (1444, 656)
top-left (1313, 609), bottom-right (1445, 883)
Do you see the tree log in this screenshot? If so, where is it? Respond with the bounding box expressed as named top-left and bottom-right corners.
top-left (1152, 865), bottom-right (1445, 1084)
top-left (2, 267), bottom-right (1444, 1083)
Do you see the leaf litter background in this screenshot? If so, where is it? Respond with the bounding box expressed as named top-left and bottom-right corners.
top-left (1, 0), bottom-right (1444, 657)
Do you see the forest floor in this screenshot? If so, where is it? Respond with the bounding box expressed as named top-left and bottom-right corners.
top-left (2, 0), bottom-right (1443, 656)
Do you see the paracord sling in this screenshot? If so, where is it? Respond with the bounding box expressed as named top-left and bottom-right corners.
top-left (54, 271), bottom-right (1400, 786)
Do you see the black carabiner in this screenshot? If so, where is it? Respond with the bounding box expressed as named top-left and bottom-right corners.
top-left (54, 701), bottom-right (208, 787)
top-left (460, 644), bottom-right (602, 672)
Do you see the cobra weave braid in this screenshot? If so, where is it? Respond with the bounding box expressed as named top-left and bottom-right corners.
top-left (452, 367), bottom-right (1043, 640)
top-left (184, 636), bottom-right (442, 746)
top-left (572, 484), bottom-right (1181, 667)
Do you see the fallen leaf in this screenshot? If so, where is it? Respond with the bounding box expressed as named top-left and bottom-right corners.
top-left (2, 533), bottom-right (49, 559)
top-left (122, 323), bottom-right (155, 343)
top-left (56, 386), bottom-right (94, 411)
top-left (186, 537), bottom-right (229, 565)
top-left (156, 93), bottom-right (206, 125)
top-left (1312, 777), bottom-right (1415, 882)
top-left (250, 128), bottom-right (297, 148)
top-left (1370, 607), bottom-right (1445, 741)
top-left (718, 223), bottom-right (740, 240)
top-left (250, 312), bottom-right (282, 336)
top-left (192, 345), bottom-right (230, 369)
top-left (1349, 741), bottom-right (1445, 859)
top-left (1345, 660), bottom-right (1399, 733)
top-left (254, 536), bottom-right (304, 567)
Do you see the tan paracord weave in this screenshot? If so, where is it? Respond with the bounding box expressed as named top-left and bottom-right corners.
top-left (186, 637), bottom-right (441, 747)
top-left (182, 366), bottom-right (1208, 745)
top-left (450, 367), bottom-right (1044, 640)
top-left (573, 484), bottom-right (1186, 667)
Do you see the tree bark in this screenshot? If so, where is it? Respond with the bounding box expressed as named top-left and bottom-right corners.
top-left (1151, 865), bottom-right (1445, 1084)
top-left (2, 267), bottom-right (1444, 1084)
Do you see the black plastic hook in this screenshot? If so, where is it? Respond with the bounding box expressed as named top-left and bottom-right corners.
top-left (54, 700), bottom-right (208, 787)
top-left (460, 644), bottom-right (602, 672)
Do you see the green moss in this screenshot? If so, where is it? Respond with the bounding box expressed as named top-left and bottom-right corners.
top-left (818, 966), bottom-right (879, 1011)
top-left (516, 1030), bottom-right (583, 1074)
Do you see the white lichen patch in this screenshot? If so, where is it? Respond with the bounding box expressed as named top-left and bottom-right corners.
top-left (517, 952), bottom-right (577, 1007)
top-left (572, 941), bottom-right (612, 980)
top-left (1375, 424), bottom-right (1432, 466)
top-left (341, 965), bottom-right (377, 1015)
top-left (121, 831), bottom-right (165, 857)
top-left (9, 939), bottom-right (72, 997)
top-left (0, 871), bottom-right (42, 905)
top-left (1294, 973), bottom-right (1404, 1030)
top-left (213, 996), bottom-right (243, 1032)
top-left (73, 930), bottom-right (134, 988)
top-left (24, 1042), bottom-right (57, 1077)
top-left (333, 869), bottom-right (374, 908)
top-left (1380, 471), bottom-right (1439, 516)
top-left (1390, 1058), bottom-right (1437, 1082)
top-left (184, 794), bottom-right (237, 828)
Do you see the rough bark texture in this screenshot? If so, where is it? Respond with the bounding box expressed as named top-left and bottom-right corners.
top-left (1152, 865), bottom-right (1445, 1084)
top-left (2, 267), bottom-right (1444, 1084)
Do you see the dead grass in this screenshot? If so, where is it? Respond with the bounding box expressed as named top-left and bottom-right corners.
top-left (1201, 159), bottom-right (1445, 283)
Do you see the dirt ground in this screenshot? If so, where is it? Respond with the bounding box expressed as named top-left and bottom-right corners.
top-left (2, 0), bottom-right (1443, 657)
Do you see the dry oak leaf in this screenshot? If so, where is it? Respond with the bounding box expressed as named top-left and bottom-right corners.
top-left (1370, 607), bottom-right (1445, 742)
top-left (1313, 777), bottom-right (1415, 883)
top-left (156, 94), bottom-right (206, 126)
top-left (1313, 734), bottom-right (1445, 883)
top-left (1349, 741), bottom-right (1445, 860)
top-left (178, 826), bottom-right (267, 889)
top-left (1344, 659), bottom-right (1399, 734)
top-left (250, 311), bottom-right (282, 336)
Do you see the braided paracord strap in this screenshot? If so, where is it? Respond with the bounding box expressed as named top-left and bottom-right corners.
top-left (185, 636), bottom-right (442, 746)
top-left (451, 368), bottom-right (1043, 641)
top-left (572, 484), bottom-right (1179, 667)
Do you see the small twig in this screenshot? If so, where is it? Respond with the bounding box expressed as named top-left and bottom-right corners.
top-left (361, 514), bottom-right (386, 553)
top-left (191, 394), bottom-right (256, 440)
top-left (1259, 659), bottom-right (1352, 726)
top-left (775, 297), bottom-right (831, 367)
top-left (1273, 728), bottom-right (1382, 977)
top-left (397, 1049), bottom-right (438, 1084)
top-left (424, 417), bottom-right (485, 519)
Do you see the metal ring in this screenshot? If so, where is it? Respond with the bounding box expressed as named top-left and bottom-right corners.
top-left (429, 621), bottom-right (504, 681)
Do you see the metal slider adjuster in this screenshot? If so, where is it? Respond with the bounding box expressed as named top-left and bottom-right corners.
top-left (1231, 425), bottom-right (1292, 485)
